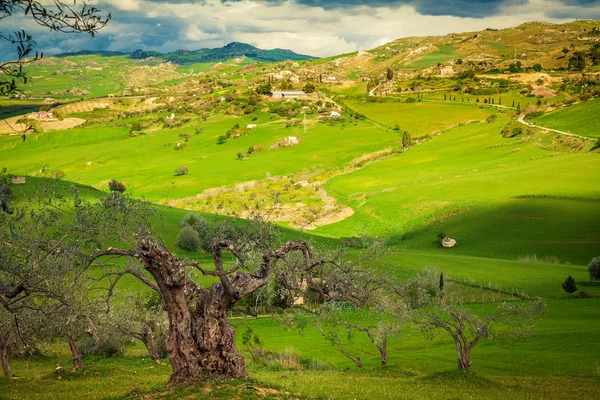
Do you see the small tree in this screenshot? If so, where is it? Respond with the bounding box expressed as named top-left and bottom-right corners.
top-left (402, 131), bottom-right (411, 148)
top-left (562, 276), bottom-right (578, 297)
top-left (386, 68), bottom-right (394, 81)
top-left (108, 179), bottom-right (126, 193)
top-left (111, 293), bottom-right (167, 364)
top-left (176, 226), bottom-right (201, 252)
top-left (174, 166), bottom-right (188, 176)
top-left (302, 82), bottom-right (316, 93)
top-left (412, 271), bottom-right (545, 372)
top-left (588, 257), bottom-right (600, 281)
top-left (217, 135), bottom-right (227, 145)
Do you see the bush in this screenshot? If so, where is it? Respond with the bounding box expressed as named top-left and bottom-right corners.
top-left (108, 179), bottom-right (126, 193)
top-left (181, 213), bottom-right (211, 250)
top-left (588, 257), bottom-right (600, 280)
top-left (217, 135), bottom-right (227, 145)
top-left (176, 226), bottom-right (201, 252)
top-left (80, 334), bottom-right (126, 358)
top-left (405, 97), bottom-right (416, 103)
top-left (486, 114), bottom-right (498, 123)
top-left (247, 144), bottom-right (264, 154)
top-left (174, 166), bottom-right (189, 176)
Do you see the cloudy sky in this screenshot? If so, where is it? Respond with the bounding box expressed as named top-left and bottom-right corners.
top-left (1, 0), bottom-right (599, 59)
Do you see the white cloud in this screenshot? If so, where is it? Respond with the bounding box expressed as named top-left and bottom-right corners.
top-left (184, 25), bottom-right (221, 41)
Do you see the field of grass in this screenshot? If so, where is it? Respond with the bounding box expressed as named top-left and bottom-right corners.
top-left (317, 115), bottom-right (600, 264)
top-left (344, 100), bottom-right (495, 134)
top-left (0, 111), bottom-right (402, 201)
top-left (2, 297), bottom-right (599, 400)
top-left (407, 45), bottom-right (459, 69)
top-left (2, 38), bottom-right (600, 400)
top-left (533, 98), bottom-right (600, 138)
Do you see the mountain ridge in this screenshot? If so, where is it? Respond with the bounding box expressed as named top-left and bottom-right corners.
top-left (55, 41), bottom-right (317, 64)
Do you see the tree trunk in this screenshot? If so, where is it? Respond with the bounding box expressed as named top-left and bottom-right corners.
top-left (67, 335), bottom-right (84, 371)
top-left (457, 353), bottom-right (471, 372)
top-left (131, 235), bottom-right (296, 383)
top-left (380, 334), bottom-right (388, 365)
top-left (160, 284), bottom-right (246, 383)
top-left (1, 345), bottom-right (12, 377)
top-left (140, 325), bottom-right (161, 365)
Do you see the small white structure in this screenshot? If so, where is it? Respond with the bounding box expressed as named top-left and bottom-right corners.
top-left (269, 91), bottom-right (307, 99)
top-left (330, 111), bottom-right (341, 118)
top-left (11, 177), bottom-right (26, 184)
top-left (247, 124), bottom-right (257, 129)
top-left (284, 136), bottom-right (300, 145)
top-left (166, 113), bottom-right (175, 120)
top-left (441, 236), bottom-right (457, 248)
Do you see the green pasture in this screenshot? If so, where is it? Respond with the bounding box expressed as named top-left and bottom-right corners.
top-left (2, 298), bottom-right (599, 400)
top-left (0, 111), bottom-right (400, 201)
top-left (21, 55), bottom-right (133, 99)
top-left (318, 116), bottom-right (600, 264)
top-left (533, 98), bottom-right (600, 138)
top-left (406, 45), bottom-right (459, 69)
top-left (343, 100), bottom-right (495, 134)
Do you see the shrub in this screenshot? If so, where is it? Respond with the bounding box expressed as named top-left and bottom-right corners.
top-left (174, 166), bottom-right (189, 176)
top-left (486, 114), bottom-right (498, 123)
top-left (562, 276), bottom-right (578, 297)
top-left (247, 144), bottom-right (264, 154)
top-left (108, 179), bottom-right (126, 193)
top-left (176, 226), bottom-right (201, 252)
top-left (588, 257), bottom-right (600, 280)
top-left (217, 135), bottom-right (227, 144)
top-left (405, 97), bottom-right (416, 103)
top-left (80, 335), bottom-right (126, 358)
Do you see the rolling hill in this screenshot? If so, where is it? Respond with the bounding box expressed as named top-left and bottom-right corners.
top-left (56, 41), bottom-right (316, 64)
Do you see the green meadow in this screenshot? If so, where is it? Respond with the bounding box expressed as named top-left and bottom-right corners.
top-left (1, 30), bottom-right (600, 398)
top-left (533, 98), bottom-right (600, 138)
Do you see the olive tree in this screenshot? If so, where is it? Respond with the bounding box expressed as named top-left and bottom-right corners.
top-left (411, 271), bottom-right (546, 372)
top-left (110, 293), bottom-right (167, 364)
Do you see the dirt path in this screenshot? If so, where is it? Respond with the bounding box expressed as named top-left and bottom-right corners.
top-left (516, 115), bottom-right (594, 141)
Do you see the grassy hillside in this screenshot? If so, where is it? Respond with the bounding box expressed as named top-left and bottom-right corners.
top-left (317, 114), bottom-right (600, 264)
top-left (533, 98), bottom-right (600, 138)
top-left (1, 19), bottom-right (600, 400)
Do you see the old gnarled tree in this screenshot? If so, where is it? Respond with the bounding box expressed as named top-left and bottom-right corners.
top-left (91, 235), bottom-right (325, 383)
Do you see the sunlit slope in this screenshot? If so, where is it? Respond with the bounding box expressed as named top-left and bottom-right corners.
top-left (319, 117), bottom-right (600, 264)
top-left (0, 114), bottom-right (396, 201)
top-left (533, 98), bottom-right (600, 138)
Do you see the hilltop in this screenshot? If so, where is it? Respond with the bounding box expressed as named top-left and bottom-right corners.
top-left (55, 41), bottom-right (316, 64)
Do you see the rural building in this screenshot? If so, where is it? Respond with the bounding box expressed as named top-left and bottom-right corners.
top-left (284, 136), bottom-right (300, 145)
top-left (247, 124), bottom-right (257, 129)
top-left (269, 91), bottom-right (308, 99)
top-left (330, 111), bottom-right (341, 118)
top-left (11, 177), bottom-right (26, 184)
top-left (440, 66), bottom-right (455, 76)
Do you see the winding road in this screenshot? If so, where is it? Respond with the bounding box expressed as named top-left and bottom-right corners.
top-left (516, 115), bottom-right (594, 141)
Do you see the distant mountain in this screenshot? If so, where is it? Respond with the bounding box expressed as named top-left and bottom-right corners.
top-left (56, 42), bottom-right (316, 63)
top-left (54, 50), bottom-right (128, 57)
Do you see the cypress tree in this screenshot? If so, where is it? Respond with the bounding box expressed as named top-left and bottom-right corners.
top-left (562, 276), bottom-right (578, 297)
